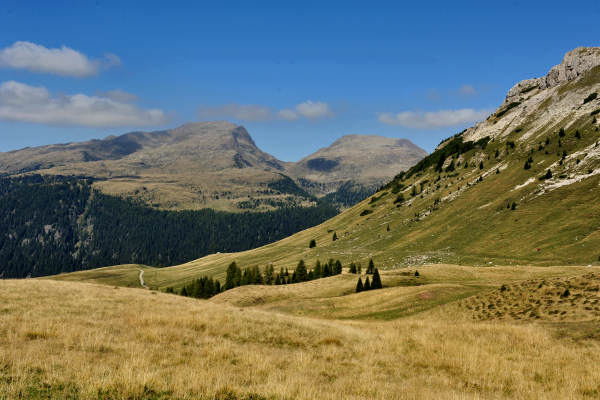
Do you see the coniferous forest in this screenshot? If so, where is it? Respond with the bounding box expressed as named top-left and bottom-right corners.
top-left (0, 175), bottom-right (338, 278)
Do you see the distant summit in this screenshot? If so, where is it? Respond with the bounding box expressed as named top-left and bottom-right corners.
top-left (0, 123), bottom-right (426, 211)
top-left (288, 134), bottom-right (427, 197)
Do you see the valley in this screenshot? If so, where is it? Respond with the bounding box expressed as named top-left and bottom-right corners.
top-left (2, 6), bottom-right (600, 395)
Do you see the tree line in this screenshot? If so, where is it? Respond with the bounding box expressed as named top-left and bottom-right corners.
top-left (172, 258), bottom-right (386, 300)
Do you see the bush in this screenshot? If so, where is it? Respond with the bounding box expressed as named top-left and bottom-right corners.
top-left (360, 209), bottom-right (373, 216)
top-left (309, 239), bottom-right (316, 248)
top-left (584, 92), bottom-right (597, 104)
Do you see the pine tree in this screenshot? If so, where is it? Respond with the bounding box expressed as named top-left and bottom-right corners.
top-left (309, 239), bottom-right (316, 248)
top-left (296, 259), bottom-right (308, 282)
top-left (225, 261), bottom-right (239, 290)
top-left (414, 270), bottom-right (420, 277)
top-left (357, 263), bottom-right (362, 274)
top-left (367, 258), bottom-right (375, 274)
top-left (371, 268), bottom-right (382, 289)
top-left (334, 260), bottom-right (342, 275)
top-left (479, 161), bottom-right (484, 169)
top-left (313, 260), bottom-right (322, 279)
top-left (332, 232), bottom-right (337, 241)
top-left (364, 276), bottom-right (371, 291)
top-left (349, 262), bottom-right (357, 274)
top-left (180, 287), bottom-right (188, 297)
top-left (263, 264), bottom-right (274, 285)
top-left (356, 277), bottom-right (364, 292)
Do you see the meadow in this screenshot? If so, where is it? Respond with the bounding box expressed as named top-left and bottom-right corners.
top-left (4, 264), bottom-right (600, 399)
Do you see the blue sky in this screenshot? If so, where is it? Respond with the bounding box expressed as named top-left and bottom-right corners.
top-left (0, 0), bottom-right (599, 161)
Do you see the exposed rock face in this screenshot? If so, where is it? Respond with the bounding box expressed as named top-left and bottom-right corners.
top-left (453, 47), bottom-right (600, 146)
top-left (0, 122), bottom-right (426, 211)
top-left (505, 47), bottom-right (600, 104)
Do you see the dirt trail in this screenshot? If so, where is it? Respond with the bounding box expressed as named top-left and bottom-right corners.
top-left (139, 270), bottom-right (148, 289)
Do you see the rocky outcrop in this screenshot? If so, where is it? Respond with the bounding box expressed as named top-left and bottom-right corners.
top-left (505, 47), bottom-right (600, 103)
top-left (457, 47), bottom-right (600, 145)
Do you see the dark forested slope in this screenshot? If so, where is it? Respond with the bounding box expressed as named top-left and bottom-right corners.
top-left (0, 175), bottom-right (337, 278)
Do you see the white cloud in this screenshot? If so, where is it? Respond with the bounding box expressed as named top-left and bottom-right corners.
top-left (458, 84), bottom-right (477, 96)
top-left (96, 89), bottom-right (138, 103)
top-left (276, 109), bottom-right (299, 121)
top-left (294, 100), bottom-right (333, 119)
top-left (196, 100), bottom-right (334, 122)
top-left (0, 81), bottom-right (167, 127)
top-left (0, 41), bottom-right (120, 77)
top-left (274, 101), bottom-right (333, 121)
top-left (377, 108), bottom-right (491, 129)
top-left (197, 103), bottom-right (273, 122)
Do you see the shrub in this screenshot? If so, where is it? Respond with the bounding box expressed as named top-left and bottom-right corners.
top-left (332, 232), bottom-right (337, 241)
top-left (575, 130), bottom-right (581, 139)
top-left (393, 194), bottom-right (405, 204)
top-left (360, 209), bottom-right (373, 216)
top-left (511, 202), bottom-right (517, 210)
top-left (559, 128), bottom-right (565, 137)
top-left (309, 239), bottom-right (316, 248)
top-left (584, 92), bottom-right (597, 104)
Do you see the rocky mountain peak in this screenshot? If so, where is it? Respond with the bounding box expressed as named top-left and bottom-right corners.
top-left (506, 47), bottom-right (600, 103)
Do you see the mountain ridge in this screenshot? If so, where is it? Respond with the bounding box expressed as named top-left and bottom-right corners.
top-left (0, 121), bottom-right (426, 211)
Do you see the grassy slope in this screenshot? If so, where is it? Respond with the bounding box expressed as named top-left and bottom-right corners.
top-left (4, 274), bottom-right (600, 399)
top-left (50, 66), bottom-right (600, 291)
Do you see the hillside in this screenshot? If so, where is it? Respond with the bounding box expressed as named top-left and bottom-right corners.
top-left (0, 175), bottom-right (337, 278)
top-left (0, 122), bottom-right (426, 211)
top-left (51, 46), bottom-right (600, 289)
top-left (7, 265), bottom-right (600, 398)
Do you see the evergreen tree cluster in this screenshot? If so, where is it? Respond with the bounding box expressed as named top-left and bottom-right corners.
top-left (178, 276), bottom-right (222, 299)
top-left (222, 258), bottom-right (344, 293)
top-left (0, 175), bottom-right (338, 278)
top-left (356, 260), bottom-right (383, 293)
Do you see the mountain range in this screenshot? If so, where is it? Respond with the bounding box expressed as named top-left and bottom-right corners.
top-left (0, 122), bottom-right (427, 211)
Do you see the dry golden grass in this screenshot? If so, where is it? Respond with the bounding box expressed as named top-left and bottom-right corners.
top-left (458, 272), bottom-right (600, 322)
top-left (2, 275), bottom-right (600, 399)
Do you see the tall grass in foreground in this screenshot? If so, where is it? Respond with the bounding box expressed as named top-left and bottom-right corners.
top-left (1, 279), bottom-right (600, 399)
